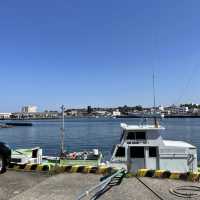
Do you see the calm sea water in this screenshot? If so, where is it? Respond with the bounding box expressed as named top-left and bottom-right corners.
top-left (1, 118), bottom-right (200, 160)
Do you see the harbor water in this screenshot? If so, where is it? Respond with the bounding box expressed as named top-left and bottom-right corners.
top-left (0, 118), bottom-right (200, 160)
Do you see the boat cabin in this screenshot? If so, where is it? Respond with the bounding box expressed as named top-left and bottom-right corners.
top-left (110, 123), bottom-right (197, 173)
top-left (11, 147), bottom-right (42, 165)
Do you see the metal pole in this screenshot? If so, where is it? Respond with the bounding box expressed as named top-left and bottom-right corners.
top-left (153, 72), bottom-right (158, 127)
top-left (153, 72), bottom-right (156, 111)
top-left (60, 105), bottom-right (65, 156)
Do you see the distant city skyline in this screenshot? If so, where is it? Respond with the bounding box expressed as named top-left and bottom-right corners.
top-left (2, 102), bottom-right (200, 113)
top-left (1, 1), bottom-right (200, 112)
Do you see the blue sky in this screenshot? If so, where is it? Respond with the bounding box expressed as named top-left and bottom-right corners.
top-left (1, 0), bottom-right (200, 112)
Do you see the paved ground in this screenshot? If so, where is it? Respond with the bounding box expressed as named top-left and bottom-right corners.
top-left (99, 177), bottom-right (200, 200)
top-left (140, 177), bottom-right (200, 200)
top-left (1, 171), bottom-right (200, 200)
top-left (99, 177), bottom-right (159, 200)
top-left (11, 173), bottom-right (100, 200)
top-left (0, 171), bottom-right (101, 200)
top-left (0, 171), bottom-right (49, 200)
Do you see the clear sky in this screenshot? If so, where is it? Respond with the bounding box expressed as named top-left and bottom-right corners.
top-left (1, 0), bottom-right (200, 112)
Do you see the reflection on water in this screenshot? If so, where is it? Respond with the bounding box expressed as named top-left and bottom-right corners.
top-left (1, 118), bottom-right (200, 160)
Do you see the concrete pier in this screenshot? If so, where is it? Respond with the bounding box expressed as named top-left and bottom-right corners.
top-left (99, 177), bottom-right (200, 200)
top-left (1, 171), bottom-right (200, 200)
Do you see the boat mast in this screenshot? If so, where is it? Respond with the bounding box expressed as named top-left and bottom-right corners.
top-left (153, 72), bottom-right (159, 127)
top-left (60, 105), bottom-right (65, 156)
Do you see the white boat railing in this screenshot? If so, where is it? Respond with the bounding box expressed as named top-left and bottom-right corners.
top-left (126, 139), bottom-right (147, 144)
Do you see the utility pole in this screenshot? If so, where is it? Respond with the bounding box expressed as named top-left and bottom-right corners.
top-left (60, 105), bottom-right (65, 156)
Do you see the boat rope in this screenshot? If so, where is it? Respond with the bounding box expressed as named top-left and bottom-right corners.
top-left (135, 176), bottom-right (165, 200)
top-left (76, 168), bottom-right (126, 200)
top-left (169, 185), bottom-right (200, 198)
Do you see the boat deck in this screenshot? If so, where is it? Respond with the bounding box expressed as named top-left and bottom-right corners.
top-left (43, 159), bottom-right (100, 166)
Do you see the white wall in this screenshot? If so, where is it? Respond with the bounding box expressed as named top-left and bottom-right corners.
top-left (159, 158), bottom-right (188, 172)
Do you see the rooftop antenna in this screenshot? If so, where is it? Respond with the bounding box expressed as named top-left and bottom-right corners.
top-left (153, 72), bottom-right (159, 128)
top-left (60, 105), bottom-right (65, 157)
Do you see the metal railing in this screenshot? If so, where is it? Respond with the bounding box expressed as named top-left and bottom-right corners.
top-left (126, 139), bottom-right (147, 144)
top-left (76, 169), bottom-right (125, 200)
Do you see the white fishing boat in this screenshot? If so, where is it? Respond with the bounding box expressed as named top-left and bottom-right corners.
top-left (110, 121), bottom-right (198, 173)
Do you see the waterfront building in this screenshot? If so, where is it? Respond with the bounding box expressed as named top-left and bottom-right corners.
top-left (112, 109), bottom-right (121, 117)
top-left (65, 110), bottom-right (78, 116)
top-left (10, 111), bottom-right (59, 119)
top-left (190, 108), bottom-right (200, 114)
top-left (158, 105), bottom-right (164, 112)
top-left (94, 110), bottom-right (108, 116)
top-left (164, 105), bottom-right (189, 115)
top-left (43, 111), bottom-right (59, 118)
top-left (0, 113), bottom-right (11, 119)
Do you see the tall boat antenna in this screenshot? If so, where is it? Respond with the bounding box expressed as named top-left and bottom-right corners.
top-left (153, 72), bottom-right (156, 110)
top-left (153, 72), bottom-right (159, 127)
top-left (60, 105), bottom-right (65, 156)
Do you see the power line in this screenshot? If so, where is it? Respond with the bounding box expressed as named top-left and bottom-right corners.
top-left (175, 65), bottom-right (198, 105)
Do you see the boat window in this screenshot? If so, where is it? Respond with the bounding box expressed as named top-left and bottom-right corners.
top-left (130, 147), bottom-right (144, 158)
top-left (32, 149), bottom-right (38, 158)
top-left (127, 132), bottom-right (146, 140)
top-left (135, 132), bottom-right (146, 140)
top-left (115, 146), bottom-right (125, 157)
top-left (149, 147), bottom-right (157, 157)
top-left (127, 132), bottom-right (135, 140)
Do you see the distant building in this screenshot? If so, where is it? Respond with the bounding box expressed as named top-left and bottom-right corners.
top-left (158, 105), bottom-right (164, 112)
top-left (87, 106), bottom-right (93, 114)
top-left (112, 109), bottom-right (121, 116)
top-left (21, 105), bottom-right (37, 113)
top-left (43, 111), bottom-right (59, 118)
top-left (11, 110), bottom-right (59, 119)
top-left (94, 110), bottom-right (107, 116)
top-left (165, 105), bottom-right (189, 115)
top-left (190, 108), bottom-right (200, 114)
top-left (65, 109), bottom-right (78, 116)
top-left (0, 113), bottom-right (11, 119)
